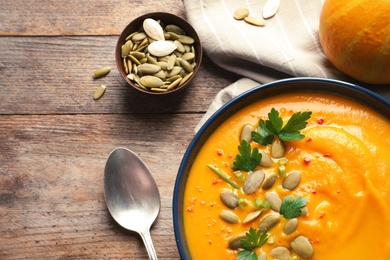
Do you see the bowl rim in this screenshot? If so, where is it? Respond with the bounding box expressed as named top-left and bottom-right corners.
top-left (172, 77), bottom-right (390, 258)
top-left (115, 12), bottom-right (203, 95)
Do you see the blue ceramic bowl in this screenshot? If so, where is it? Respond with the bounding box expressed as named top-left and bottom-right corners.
top-left (172, 77), bottom-right (390, 259)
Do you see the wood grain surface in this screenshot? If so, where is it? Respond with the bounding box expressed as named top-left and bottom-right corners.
top-left (0, 0), bottom-right (388, 259)
top-left (0, 1), bottom-right (239, 258)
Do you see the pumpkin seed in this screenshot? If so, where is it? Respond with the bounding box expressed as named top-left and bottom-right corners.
top-left (130, 51), bottom-right (146, 60)
top-left (271, 138), bottom-right (285, 158)
top-left (178, 35), bottom-right (195, 45)
top-left (156, 61), bottom-right (168, 70)
top-left (143, 18), bottom-right (165, 41)
top-left (123, 57), bottom-right (128, 74)
top-left (259, 151), bottom-right (273, 167)
top-left (220, 190), bottom-right (239, 209)
top-left (167, 66), bottom-right (182, 77)
top-left (93, 84), bottom-right (106, 100)
top-left (263, 0), bottom-right (280, 19)
top-left (284, 218), bottom-right (298, 235)
top-left (243, 170), bottom-right (265, 194)
top-left (258, 252), bottom-right (267, 260)
top-left (148, 40), bottom-right (177, 57)
top-left (166, 77), bottom-right (182, 90)
top-left (132, 32), bottom-right (147, 42)
top-left (151, 87), bottom-right (167, 92)
top-left (139, 75), bottom-right (164, 88)
top-left (137, 63), bottom-right (161, 75)
top-left (228, 233), bottom-right (247, 250)
top-left (127, 73), bottom-right (136, 81)
top-left (167, 75), bottom-right (182, 82)
top-left (240, 123), bottom-right (254, 144)
top-left (122, 41), bottom-right (133, 57)
top-left (179, 58), bottom-right (194, 73)
top-left (262, 172), bottom-right (278, 190)
top-left (300, 206), bottom-right (309, 216)
top-left (153, 70), bottom-right (167, 80)
top-left (129, 55), bottom-right (141, 66)
top-left (220, 210), bottom-right (240, 224)
top-left (179, 72), bottom-right (193, 86)
top-left (243, 210), bottom-right (263, 224)
top-left (165, 24), bottom-right (185, 35)
top-left (174, 40), bottom-right (185, 53)
top-left (244, 16), bottom-right (266, 27)
top-left (282, 171), bottom-right (301, 191)
top-left (167, 54), bottom-right (176, 70)
top-left (166, 31), bottom-right (180, 40)
top-left (139, 57), bottom-right (147, 64)
top-left (125, 31), bottom-right (137, 41)
top-left (146, 53), bottom-right (158, 65)
top-left (182, 52), bottom-right (195, 61)
top-left (233, 8), bottom-right (249, 20)
top-left (93, 66), bottom-right (110, 79)
top-left (269, 246), bottom-right (291, 260)
top-left (290, 235), bottom-right (314, 259)
top-left (258, 212), bottom-right (280, 231)
top-left (127, 59), bottom-right (133, 73)
top-left (265, 192), bottom-right (282, 212)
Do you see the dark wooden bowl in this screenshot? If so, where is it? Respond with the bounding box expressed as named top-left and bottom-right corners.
top-left (115, 12), bottom-right (203, 95)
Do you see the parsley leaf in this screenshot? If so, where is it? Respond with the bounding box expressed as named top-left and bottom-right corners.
top-left (251, 119), bottom-right (274, 145)
top-left (233, 140), bottom-right (262, 172)
top-left (253, 108), bottom-right (312, 145)
top-left (280, 195), bottom-right (308, 219)
top-left (236, 250), bottom-right (258, 260)
top-left (240, 227), bottom-right (268, 250)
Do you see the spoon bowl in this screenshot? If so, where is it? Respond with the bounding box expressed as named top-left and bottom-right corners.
top-left (104, 147), bottom-right (161, 259)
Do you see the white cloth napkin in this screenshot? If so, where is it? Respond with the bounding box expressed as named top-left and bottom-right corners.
top-left (183, 0), bottom-right (359, 131)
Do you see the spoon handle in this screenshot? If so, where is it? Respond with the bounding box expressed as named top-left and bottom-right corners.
top-left (140, 229), bottom-right (158, 260)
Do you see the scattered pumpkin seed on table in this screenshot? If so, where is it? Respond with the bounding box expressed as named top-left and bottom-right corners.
top-left (244, 16), bottom-right (266, 27)
top-left (93, 66), bottom-right (111, 79)
top-left (93, 84), bottom-right (107, 100)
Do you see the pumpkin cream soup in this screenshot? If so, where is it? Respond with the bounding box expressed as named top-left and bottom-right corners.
top-left (183, 92), bottom-right (390, 259)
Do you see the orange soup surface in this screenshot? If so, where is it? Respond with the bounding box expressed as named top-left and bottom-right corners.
top-left (183, 92), bottom-right (390, 259)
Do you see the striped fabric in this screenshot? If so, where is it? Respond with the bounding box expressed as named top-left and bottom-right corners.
top-left (183, 0), bottom-right (358, 131)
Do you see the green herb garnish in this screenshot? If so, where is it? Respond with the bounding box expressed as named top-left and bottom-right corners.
top-left (236, 228), bottom-right (268, 260)
top-left (206, 164), bottom-right (239, 189)
top-left (233, 140), bottom-right (262, 172)
top-left (252, 108), bottom-right (312, 145)
top-left (236, 250), bottom-right (258, 260)
top-left (241, 227), bottom-right (268, 250)
top-left (280, 195), bottom-right (308, 219)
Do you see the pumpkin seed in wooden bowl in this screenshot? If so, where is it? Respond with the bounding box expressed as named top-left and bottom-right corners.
top-left (115, 12), bottom-right (202, 95)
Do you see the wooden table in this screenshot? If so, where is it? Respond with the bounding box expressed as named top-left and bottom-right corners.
top-left (0, 1), bottom-right (388, 259)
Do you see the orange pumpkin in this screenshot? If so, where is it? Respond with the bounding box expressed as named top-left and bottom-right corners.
top-left (319, 0), bottom-right (390, 85)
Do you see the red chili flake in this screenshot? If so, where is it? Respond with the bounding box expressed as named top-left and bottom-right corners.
top-left (306, 137), bottom-right (312, 142)
top-left (324, 153), bottom-right (332, 158)
top-left (187, 206), bottom-right (194, 212)
top-left (216, 149), bottom-right (223, 156)
top-left (304, 157), bottom-right (311, 164)
top-left (208, 240), bottom-right (212, 245)
top-left (212, 178), bottom-right (221, 185)
top-left (317, 118), bottom-right (324, 125)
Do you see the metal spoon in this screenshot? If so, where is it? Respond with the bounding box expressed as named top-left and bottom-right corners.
top-left (104, 147), bottom-right (161, 259)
